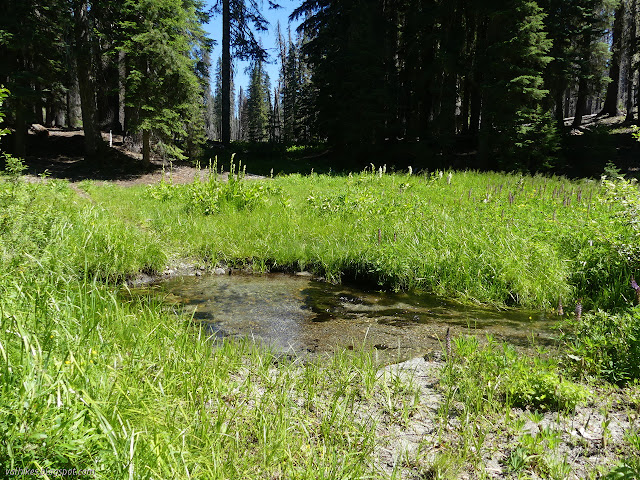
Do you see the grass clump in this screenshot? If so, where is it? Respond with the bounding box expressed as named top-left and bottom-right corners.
top-left (441, 336), bottom-right (587, 412)
top-left (562, 307), bottom-right (640, 385)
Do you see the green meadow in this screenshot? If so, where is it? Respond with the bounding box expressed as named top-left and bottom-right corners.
top-left (84, 162), bottom-right (636, 310)
top-left (1, 161), bottom-right (639, 478)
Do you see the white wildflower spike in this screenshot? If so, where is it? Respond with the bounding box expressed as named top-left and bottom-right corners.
top-left (447, 172), bottom-right (452, 184)
top-left (378, 166), bottom-right (383, 178)
top-left (408, 166), bottom-right (413, 176)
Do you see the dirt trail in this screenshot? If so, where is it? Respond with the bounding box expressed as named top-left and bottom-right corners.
top-left (20, 129), bottom-right (265, 187)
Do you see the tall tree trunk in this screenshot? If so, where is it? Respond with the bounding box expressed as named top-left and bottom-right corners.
top-left (14, 99), bottom-right (27, 158)
top-left (72, 0), bottom-right (102, 158)
top-left (601, 1), bottom-right (625, 116)
top-left (45, 102), bottom-right (54, 127)
top-left (34, 87), bottom-right (45, 125)
top-left (142, 129), bottom-right (151, 166)
top-left (564, 88), bottom-right (571, 118)
top-left (221, 0), bottom-right (231, 147)
top-left (572, 31), bottom-right (592, 128)
top-left (553, 88), bottom-right (564, 124)
top-left (118, 50), bottom-right (126, 134)
top-left (469, 16), bottom-right (486, 137)
top-left (65, 59), bottom-right (80, 129)
top-left (572, 76), bottom-right (588, 127)
top-left (460, 9), bottom-right (476, 135)
top-left (460, 75), bottom-right (470, 133)
top-left (627, 0), bottom-right (638, 122)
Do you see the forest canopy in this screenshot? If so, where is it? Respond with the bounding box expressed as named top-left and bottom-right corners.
top-left (0, 0), bottom-right (637, 172)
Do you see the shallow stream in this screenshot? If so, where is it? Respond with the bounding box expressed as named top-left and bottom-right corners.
top-left (137, 273), bottom-right (558, 363)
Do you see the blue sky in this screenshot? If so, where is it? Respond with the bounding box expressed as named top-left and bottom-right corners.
top-left (204, 1), bottom-right (303, 97)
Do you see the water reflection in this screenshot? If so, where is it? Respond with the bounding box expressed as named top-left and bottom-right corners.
top-left (143, 273), bottom-right (558, 362)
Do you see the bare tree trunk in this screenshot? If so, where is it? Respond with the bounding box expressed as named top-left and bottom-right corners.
top-left (72, 0), bottom-right (102, 158)
top-left (118, 49), bottom-right (126, 133)
top-left (142, 129), bottom-right (151, 166)
top-left (627, 0), bottom-right (637, 122)
top-left (601, 1), bottom-right (625, 116)
top-left (221, 0), bottom-right (231, 147)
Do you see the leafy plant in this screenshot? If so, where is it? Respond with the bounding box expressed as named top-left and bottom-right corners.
top-left (562, 307), bottom-right (640, 385)
top-left (442, 336), bottom-right (587, 412)
top-left (604, 459), bottom-right (640, 480)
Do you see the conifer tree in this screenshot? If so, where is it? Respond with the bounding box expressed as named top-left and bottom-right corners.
top-left (0, 0), bottom-right (69, 157)
top-left (626, 0), bottom-right (637, 122)
top-left (212, 57), bottom-right (234, 141)
top-left (601, 0), bottom-right (625, 116)
top-left (479, 0), bottom-right (556, 170)
top-left (211, 0), bottom-right (277, 146)
top-left (203, 50), bottom-right (216, 140)
top-left (246, 60), bottom-right (270, 142)
top-left (119, 0), bottom-right (210, 164)
top-left (282, 39), bottom-right (300, 143)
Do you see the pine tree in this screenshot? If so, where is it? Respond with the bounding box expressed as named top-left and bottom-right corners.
top-left (119, 0), bottom-right (210, 164)
top-left (601, 0), bottom-right (625, 116)
top-left (626, 0), bottom-right (637, 122)
top-left (72, 0), bottom-right (104, 158)
top-left (203, 50), bottom-right (216, 141)
top-left (246, 60), bottom-right (270, 142)
top-left (237, 86), bottom-right (248, 140)
top-left (282, 38), bottom-right (300, 143)
top-left (211, 0), bottom-right (276, 146)
top-left (478, 0), bottom-right (557, 170)
top-left (293, 0), bottom-right (390, 145)
top-left (212, 57), bottom-right (234, 141)
top-left (0, 0), bottom-right (69, 157)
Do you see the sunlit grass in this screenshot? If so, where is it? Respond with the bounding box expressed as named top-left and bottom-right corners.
top-left (1, 165), bottom-right (639, 478)
top-left (83, 166), bottom-right (632, 309)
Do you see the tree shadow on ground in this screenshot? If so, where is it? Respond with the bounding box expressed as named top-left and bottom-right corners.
top-left (2, 129), bottom-right (174, 182)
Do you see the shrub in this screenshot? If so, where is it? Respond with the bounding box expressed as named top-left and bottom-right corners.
top-left (442, 336), bottom-right (587, 412)
top-left (562, 307), bottom-right (640, 385)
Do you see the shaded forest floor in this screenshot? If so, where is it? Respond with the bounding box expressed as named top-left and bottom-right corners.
top-left (7, 112), bottom-right (640, 185)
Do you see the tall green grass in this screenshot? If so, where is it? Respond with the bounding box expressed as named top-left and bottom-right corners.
top-left (1, 274), bottom-right (408, 478)
top-left (0, 174), bottom-right (421, 478)
top-left (83, 165), bottom-right (636, 309)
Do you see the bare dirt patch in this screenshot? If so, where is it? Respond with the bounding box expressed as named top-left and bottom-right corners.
top-left (371, 356), bottom-right (639, 479)
top-left (18, 128), bottom-right (264, 187)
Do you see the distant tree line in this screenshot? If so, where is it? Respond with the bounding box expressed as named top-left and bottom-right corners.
top-left (283, 0), bottom-right (639, 170)
top-left (0, 0), bottom-right (211, 165)
top-left (2, 0), bottom-right (640, 171)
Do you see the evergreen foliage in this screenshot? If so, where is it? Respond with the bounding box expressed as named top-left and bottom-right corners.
top-left (478, 0), bottom-right (556, 170)
top-left (0, 0), bottom-right (69, 156)
top-left (246, 60), bottom-right (271, 142)
top-left (0, 0), bottom-right (211, 163)
top-left (0, 0), bottom-right (637, 172)
top-left (119, 0), bottom-right (210, 163)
